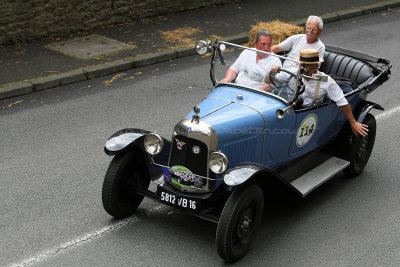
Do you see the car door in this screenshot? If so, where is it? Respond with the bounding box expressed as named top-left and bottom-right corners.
top-left (289, 105), bottom-right (330, 157)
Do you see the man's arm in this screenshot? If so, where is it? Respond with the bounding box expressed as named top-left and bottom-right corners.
top-left (219, 68), bottom-right (237, 83)
top-left (271, 44), bottom-right (283, 54)
top-left (264, 73), bottom-right (272, 84)
top-left (259, 83), bottom-right (274, 92)
top-left (340, 104), bottom-right (369, 136)
top-left (264, 65), bottom-right (282, 84)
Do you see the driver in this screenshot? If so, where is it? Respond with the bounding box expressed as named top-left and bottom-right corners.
top-left (219, 30), bottom-right (282, 92)
top-left (298, 49), bottom-right (368, 137)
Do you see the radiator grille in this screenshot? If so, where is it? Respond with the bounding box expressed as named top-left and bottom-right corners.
top-left (170, 135), bottom-right (209, 181)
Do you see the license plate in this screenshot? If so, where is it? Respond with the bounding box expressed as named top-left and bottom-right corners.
top-left (157, 186), bottom-right (200, 211)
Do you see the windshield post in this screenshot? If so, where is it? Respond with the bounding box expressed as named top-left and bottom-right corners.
top-left (210, 39), bottom-right (227, 86)
top-left (288, 66), bottom-right (304, 106)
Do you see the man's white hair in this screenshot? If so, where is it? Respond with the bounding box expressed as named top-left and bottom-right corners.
top-left (307, 15), bottom-right (323, 30)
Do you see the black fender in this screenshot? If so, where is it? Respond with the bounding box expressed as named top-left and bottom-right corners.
top-left (340, 100), bottom-right (383, 138)
top-left (355, 101), bottom-right (383, 123)
top-left (104, 128), bottom-right (171, 181)
top-left (222, 162), bottom-right (292, 192)
top-left (333, 100), bottom-right (383, 159)
top-left (351, 100), bottom-right (383, 145)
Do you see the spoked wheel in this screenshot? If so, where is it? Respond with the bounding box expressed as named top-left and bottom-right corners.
top-left (102, 149), bottom-right (150, 218)
top-left (216, 184), bottom-right (264, 262)
top-left (344, 113), bottom-right (376, 177)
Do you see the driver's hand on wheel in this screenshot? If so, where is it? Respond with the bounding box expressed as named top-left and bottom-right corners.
top-left (270, 65), bottom-right (281, 72)
top-left (269, 70), bottom-right (277, 79)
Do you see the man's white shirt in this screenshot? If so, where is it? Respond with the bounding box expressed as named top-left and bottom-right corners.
top-left (302, 71), bottom-right (348, 107)
top-left (280, 34), bottom-right (325, 69)
top-left (230, 49), bottom-right (282, 89)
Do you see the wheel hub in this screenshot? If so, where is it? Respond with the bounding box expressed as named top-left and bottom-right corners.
top-left (357, 136), bottom-right (369, 160)
top-left (237, 207), bottom-right (254, 239)
top-left (239, 216), bottom-right (252, 233)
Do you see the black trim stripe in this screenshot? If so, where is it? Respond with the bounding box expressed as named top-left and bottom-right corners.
top-left (300, 56), bottom-right (320, 63)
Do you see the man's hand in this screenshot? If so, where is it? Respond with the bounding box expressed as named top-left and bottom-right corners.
top-left (219, 68), bottom-right (237, 84)
top-left (265, 66), bottom-right (281, 84)
top-left (270, 65), bottom-right (281, 72)
top-left (260, 83), bottom-right (274, 92)
top-left (350, 121), bottom-right (369, 136)
top-left (341, 104), bottom-right (369, 137)
top-left (219, 77), bottom-right (231, 83)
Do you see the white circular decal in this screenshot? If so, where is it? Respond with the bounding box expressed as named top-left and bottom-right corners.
top-left (296, 114), bottom-right (318, 147)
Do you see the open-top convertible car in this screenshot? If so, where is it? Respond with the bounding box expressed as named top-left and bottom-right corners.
top-left (101, 39), bottom-right (391, 262)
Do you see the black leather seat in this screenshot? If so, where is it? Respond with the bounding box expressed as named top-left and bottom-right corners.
top-left (320, 51), bottom-right (372, 86)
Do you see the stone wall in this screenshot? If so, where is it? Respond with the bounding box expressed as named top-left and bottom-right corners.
top-left (0, 0), bottom-right (235, 45)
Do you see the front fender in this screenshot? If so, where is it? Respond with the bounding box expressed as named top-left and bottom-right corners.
top-left (104, 128), bottom-right (150, 155)
top-left (104, 128), bottom-right (170, 180)
top-left (223, 162), bottom-right (287, 191)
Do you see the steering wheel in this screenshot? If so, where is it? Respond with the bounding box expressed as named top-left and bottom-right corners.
top-left (269, 68), bottom-right (297, 98)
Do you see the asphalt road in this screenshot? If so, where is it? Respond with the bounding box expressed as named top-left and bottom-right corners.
top-left (1, 9), bottom-right (400, 267)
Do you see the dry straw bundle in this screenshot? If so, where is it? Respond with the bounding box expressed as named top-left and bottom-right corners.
top-left (248, 20), bottom-right (304, 47)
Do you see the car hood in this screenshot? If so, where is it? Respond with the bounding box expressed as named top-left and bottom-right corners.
top-left (185, 85), bottom-right (286, 143)
top-left (184, 84), bottom-right (289, 166)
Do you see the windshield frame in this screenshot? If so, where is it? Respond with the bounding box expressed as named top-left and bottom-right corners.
top-left (216, 40), bottom-right (302, 105)
top-left (216, 82), bottom-right (289, 104)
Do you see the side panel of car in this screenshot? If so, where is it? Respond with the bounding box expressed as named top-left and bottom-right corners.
top-left (288, 106), bottom-right (327, 157)
top-left (261, 109), bottom-right (296, 168)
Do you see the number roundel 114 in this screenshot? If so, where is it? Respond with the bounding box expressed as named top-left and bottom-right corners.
top-left (296, 114), bottom-right (317, 147)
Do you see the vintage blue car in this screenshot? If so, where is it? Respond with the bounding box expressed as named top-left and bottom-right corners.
top-left (101, 40), bottom-right (391, 262)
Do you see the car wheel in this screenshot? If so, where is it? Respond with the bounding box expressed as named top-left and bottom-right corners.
top-left (344, 113), bottom-right (376, 177)
top-left (216, 184), bottom-right (264, 262)
top-left (102, 149), bottom-right (150, 218)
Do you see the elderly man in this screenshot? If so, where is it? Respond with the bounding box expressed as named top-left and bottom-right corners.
top-left (273, 15), bottom-right (325, 70)
top-left (298, 49), bottom-right (368, 137)
top-left (264, 15), bottom-right (325, 89)
top-left (219, 30), bottom-right (281, 92)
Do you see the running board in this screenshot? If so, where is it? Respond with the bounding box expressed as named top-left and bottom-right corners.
top-left (290, 157), bottom-right (350, 197)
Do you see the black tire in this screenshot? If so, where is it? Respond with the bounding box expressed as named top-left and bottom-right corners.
top-left (216, 184), bottom-right (264, 262)
top-left (344, 113), bottom-right (376, 177)
top-left (102, 149), bottom-right (150, 218)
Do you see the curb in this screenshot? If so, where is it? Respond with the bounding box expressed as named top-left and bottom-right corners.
top-left (1, 0), bottom-right (399, 101)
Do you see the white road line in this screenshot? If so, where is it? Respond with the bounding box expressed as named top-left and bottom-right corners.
top-left (7, 205), bottom-right (166, 267)
top-left (375, 105), bottom-right (400, 121)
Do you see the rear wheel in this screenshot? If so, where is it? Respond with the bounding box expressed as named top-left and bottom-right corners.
top-left (102, 149), bottom-right (150, 218)
top-left (344, 113), bottom-right (376, 177)
top-left (216, 184), bottom-right (264, 262)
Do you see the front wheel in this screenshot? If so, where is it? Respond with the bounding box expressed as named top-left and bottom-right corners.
top-left (102, 149), bottom-right (150, 218)
top-left (216, 184), bottom-right (264, 262)
top-left (344, 113), bottom-right (376, 177)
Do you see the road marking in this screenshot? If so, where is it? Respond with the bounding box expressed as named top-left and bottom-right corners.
top-left (375, 105), bottom-right (400, 121)
top-left (8, 205), bottom-right (166, 267)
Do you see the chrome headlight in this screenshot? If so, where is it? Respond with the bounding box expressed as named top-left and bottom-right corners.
top-left (195, 40), bottom-right (210, 55)
top-left (144, 133), bottom-right (163, 155)
top-left (209, 152), bottom-right (229, 174)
